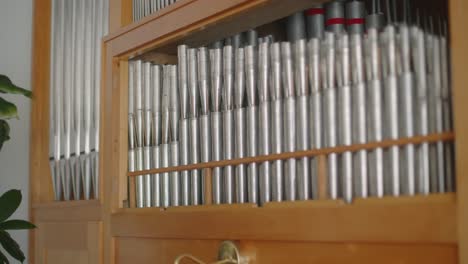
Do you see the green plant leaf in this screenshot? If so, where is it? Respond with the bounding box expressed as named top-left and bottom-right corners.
top-left (0, 250), bottom-right (9, 264)
top-left (0, 97), bottom-right (17, 119)
top-left (0, 190), bottom-right (21, 223)
top-left (0, 231), bottom-right (24, 263)
top-left (0, 220), bottom-right (35, 231)
top-left (0, 120), bottom-right (9, 151)
top-left (0, 75), bottom-right (31, 98)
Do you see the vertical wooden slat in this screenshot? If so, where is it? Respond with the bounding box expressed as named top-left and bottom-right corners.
top-left (121, 0), bottom-right (133, 27)
top-left (129, 176), bottom-right (136, 208)
top-left (109, 0), bottom-right (133, 33)
top-left (119, 60), bottom-right (130, 208)
top-left (451, 0), bottom-right (468, 263)
top-left (99, 41), bottom-right (107, 201)
top-left (102, 43), bottom-right (117, 264)
top-left (109, 0), bottom-right (123, 33)
top-left (30, 0), bottom-right (52, 262)
top-left (204, 168), bottom-right (213, 205)
top-left (317, 155), bottom-right (328, 200)
top-left (30, 0), bottom-right (53, 206)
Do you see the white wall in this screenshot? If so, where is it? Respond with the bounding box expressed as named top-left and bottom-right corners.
top-left (0, 0), bottom-right (33, 262)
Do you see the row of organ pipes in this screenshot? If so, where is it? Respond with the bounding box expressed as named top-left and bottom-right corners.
top-left (128, 0), bottom-right (453, 208)
top-left (49, 0), bottom-right (109, 201)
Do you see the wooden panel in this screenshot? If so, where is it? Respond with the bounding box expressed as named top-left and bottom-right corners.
top-left (451, 0), bottom-right (468, 263)
top-left (46, 250), bottom-right (88, 264)
top-left (88, 221), bottom-right (103, 263)
top-left (44, 222), bottom-right (89, 250)
top-left (33, 200), bottom-right (102, 222)
top-left (34, 222), bottom-right (46, 264)
top-left (240, 241), bottom-right (457, 264)
top-left (109, 0), bottom-right (122, 33)
top-left (34, 222), bottom-right (102, 264)
top-left (116, 238), bottom-right (221, 264)
top-left (109, 0), bottom-right (133, 34)
top-left (120, 0), bottom-right (133, 29)
top-left (115, 238), bottom-right (457, 264)
top-left (112, 194), bottom-right (456, 243)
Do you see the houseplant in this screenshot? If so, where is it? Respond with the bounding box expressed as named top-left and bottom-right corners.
top-left (0, 74), bottom-right (35, 263)
top-left (0, 190), bottom-right (35, 263)
top-left (0, 74), bottom-right (32, 150)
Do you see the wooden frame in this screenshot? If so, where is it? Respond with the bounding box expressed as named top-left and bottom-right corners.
top-left (101, 0), bottom-right (464, 262)
top-left (450, 0), bottom-right (468, 262)
top-left (29, 0), bottom-right (468, 263)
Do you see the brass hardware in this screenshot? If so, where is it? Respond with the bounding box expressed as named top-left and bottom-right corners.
top-left (174, 241), bottom-right (242, 264)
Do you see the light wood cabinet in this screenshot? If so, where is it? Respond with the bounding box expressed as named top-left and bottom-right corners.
top-left (29, 0), bottom-right (468, 263)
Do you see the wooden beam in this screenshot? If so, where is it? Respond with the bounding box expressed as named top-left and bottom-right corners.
top-left (102, 43), bottom-right (117, 264)
top-left (111, 194), bottom-right (456, 243)
top-left (451, 0), bottom-right (468, 262)
top-left (127, 132), bottom-right (455, 176)
top-left (30, 0), bottom-right (52, 262)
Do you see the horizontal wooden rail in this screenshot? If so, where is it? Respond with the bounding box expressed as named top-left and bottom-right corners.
top-left (127, 131), bottom-right (454, 177)
top-left (32, 200), bottom-right (102, 222)
top-left (112, 193), bottom-right (456, 243)
top-left (32, 199), bottom-right (101, 209)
